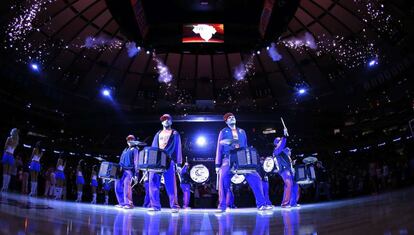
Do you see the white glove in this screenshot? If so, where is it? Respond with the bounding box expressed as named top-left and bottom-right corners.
top-left (283, 128), bottom-right (289, 137)
top-left (215, 167), bottom-right (220, 174)
top-left (176, 166), bottom-right (182, 174)
top-left (132, 176), bottom-right (138, 184)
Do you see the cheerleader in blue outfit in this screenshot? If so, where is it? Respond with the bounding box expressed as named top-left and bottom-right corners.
top-left (29, 141), bottom-right (43, 196)
top-left (103, 179), bottom-right (112, 205)
top-left (75, 160), bottom-right (85, 202)
top-left (1, 128), bottom-right (19, 192)
top-left (54, 157), bottom-right (66, 200)
top-left (91, 166), bottom-right (98, 204)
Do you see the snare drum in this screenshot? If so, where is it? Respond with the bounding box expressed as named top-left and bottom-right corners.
top-left (138, 147), bottom-right (170, 172)
top-left (294, 164), bottom-right (316, 185)
top-left (231, 174), bottom-right (246, 184)
top-left (263, 156), bottom-right (280, 173)
top-left (98, 162), bottom-right (121, 180)
top-left (190, 164), bottom-right (209, 184)
top-left (230, 147), bottom-right (259, 174)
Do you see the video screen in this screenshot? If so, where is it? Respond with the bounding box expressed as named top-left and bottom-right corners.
top-left (182, 24), bottom-right (224, 43)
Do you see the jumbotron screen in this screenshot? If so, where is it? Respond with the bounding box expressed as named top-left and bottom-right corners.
top-left (182, 24), bottom-right (224, 43)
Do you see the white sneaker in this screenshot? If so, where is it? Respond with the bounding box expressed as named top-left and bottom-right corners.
top-left (123, 204), bottom-right (134, 209)
top-left (171, 208), bottom-right (179, 213)
top-left (217, 207), bottom-right (226, 213)
top-left (258, 206), bottom-right (267, 211)
top-left (148, 207), bottom-right (161, 212)
top-left (265, 205), bottom-right (273, 210)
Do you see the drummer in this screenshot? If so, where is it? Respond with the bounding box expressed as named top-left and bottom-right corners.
top-left (274, 146), bottom-right (300, 208)
top-left (148, 114), bottom-right (181, 212)
top-left (115, 135), bottom-right (139, 209)
top-left (215, 113), bottom-right (269, 212)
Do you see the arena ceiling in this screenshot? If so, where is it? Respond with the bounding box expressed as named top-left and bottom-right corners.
top-left (0, 0), bottom-right (413, 115)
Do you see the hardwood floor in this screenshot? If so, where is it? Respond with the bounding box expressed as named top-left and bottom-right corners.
top-left (1, 187), bottom-right (413, 234)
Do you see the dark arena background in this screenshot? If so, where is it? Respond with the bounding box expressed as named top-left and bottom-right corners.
top-left (0, 0), bottom-right (414, 234)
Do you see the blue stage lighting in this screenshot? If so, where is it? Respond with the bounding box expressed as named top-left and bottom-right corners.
top-left (368, 59), bottom-right (378, 67)
top-left (298, 88), bottom-right (306, 94)
top-left (196, 136), bottom-right (207, 147)
top-left (102, 89), bottom-right (111, 97)
top-left (30, 63), bottom-right (39, 71)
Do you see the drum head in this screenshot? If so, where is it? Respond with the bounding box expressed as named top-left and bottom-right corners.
top-left (190, 164), bottom-right (210, 184)
top-left (231, 174), bottom-right (245, 184)
top-left (263, 157), bottom-right (275, 173)
top-left (296, 179), bottom-right (314, 185)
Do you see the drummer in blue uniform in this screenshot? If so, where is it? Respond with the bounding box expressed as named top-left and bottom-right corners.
top-left (274, 131), bottom-right (300, 208)
top-left (115, 135), bottom-right (139, 209)
top-left (215, 113), bottom-right (270, 212)
top-left (148, 114), bottom-right (182, 212)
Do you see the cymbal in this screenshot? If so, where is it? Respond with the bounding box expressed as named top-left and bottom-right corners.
top-left (219, 139), bottom-right (240, 146)
top-left (130, 141), bottom-right (147, 147)
top-left (303, 156), bottom-right (318, 164)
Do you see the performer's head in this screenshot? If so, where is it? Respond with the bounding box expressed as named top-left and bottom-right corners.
top-left (283, 147), bottom-right (292, 157)
top-left (10, 128), bottom-right (19, 138)
top-left (35, 141), bottom-right (41, 149)
top-left (223, 112), bottom-right (236, 126)
top-left (273, 137), bottom-right (282, 146)
top-left (126, 135), bottom-right (135, 147)
top-left (160, 114), bottom-right (172, 127)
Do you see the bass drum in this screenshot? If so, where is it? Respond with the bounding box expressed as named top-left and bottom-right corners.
top-left (190, 164), bottom-right (210, 184)
top-left (231, 174), bottom-right (246, 185)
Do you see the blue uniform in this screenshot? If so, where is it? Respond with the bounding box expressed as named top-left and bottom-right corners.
top-left (275, 147), bottom-right (299, 207)
top-left (115, 146), bottom-right (138, 206)
top-left (148, 129), bottom-right (181, 210)
top-left (2, 152), bottom-right (14, 165)
top-left (104, 180), bottom-right (111, 191)
top-left (216, 127), bottom-right (266, 210)
top-left (30, 161), bottom-right (41, 172)
top-left (76, 176), bottom-right (85, 185)
top-left (55, 170), bottom-right (65, 180)
top-left (91, 179), bottom-right (98, 187)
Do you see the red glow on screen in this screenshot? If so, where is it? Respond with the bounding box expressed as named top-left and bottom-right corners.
top-left (183, 24), bottom-right (224, 43)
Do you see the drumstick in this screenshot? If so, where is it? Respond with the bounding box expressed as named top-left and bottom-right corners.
top-left (281, 117), bottom-right (289, 137)
top-left (139, 171), bottom-right (148, 184)
top-left (216, 171), bottom-right (220, 190)
top-left (280, 117), bottom-right (287, 129)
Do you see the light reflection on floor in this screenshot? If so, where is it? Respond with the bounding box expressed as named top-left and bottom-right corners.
top-left (1, 187), bottom-right (414, 234)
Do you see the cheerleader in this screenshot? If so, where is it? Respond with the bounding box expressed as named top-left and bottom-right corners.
top-left (54, 157), bottom-right (66, 200)
top-left (29, 141), bottom-right (43, 196)
top-left (103, 179), bottom-right (112, 205)
top-left (91, 165), bottom-right (98, 204)
top-left (75, 160), bottom-right (85, 202)
top-left (1, 128), bottom-right (19, 192)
